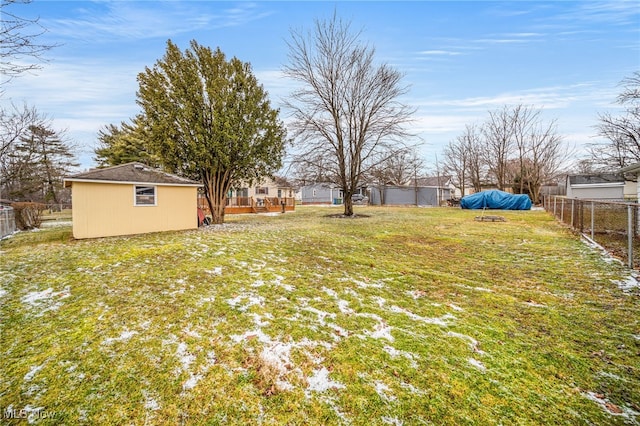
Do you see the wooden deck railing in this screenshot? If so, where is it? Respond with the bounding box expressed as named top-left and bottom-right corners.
top-left (198, 196), bottom-right (295, 215)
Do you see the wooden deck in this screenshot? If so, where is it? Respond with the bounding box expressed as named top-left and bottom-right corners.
top-left (198, 196), bottom-right (295, 216)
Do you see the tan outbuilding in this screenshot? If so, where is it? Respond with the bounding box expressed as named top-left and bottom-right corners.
top-left (64, 162), bottom-right (201, 239)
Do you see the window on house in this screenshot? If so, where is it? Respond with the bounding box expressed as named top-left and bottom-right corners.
top-left (255, 187), bottom-right (269, 195)
top-left (135, 186), bottom-right (156, 206)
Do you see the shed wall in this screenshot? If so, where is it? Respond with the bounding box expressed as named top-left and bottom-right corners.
top-left (71, 182), bottom-right (197, 239)
top-left (566, 185), bottom-right (624, 200)
top-left (369, 186), bottom-right (448, 206)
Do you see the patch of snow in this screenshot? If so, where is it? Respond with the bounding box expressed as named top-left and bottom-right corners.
top-left (322, 287), bottom-right (338, 298)
top-left (374, 381), bottom-right (397, 402)
top-left (273, 275), bottom-right (294, 291)
top-left (142, 390), bottom-right (160, 411)
top-left (205, 267), bottom-right (222, 275)
top-left (372, 296), bottom-right (386, 307)
top-left (448, 303), bottom-right (463, 312)
top-left (381, 416), bottom-right (403, 425)
top-left (408, 289), bottom-right (427, 299)
top-left (382, 345), bottom-right (418, 368)
top-left (352, 278), bottom-right (384, 289)
top-left (306, 367), bottom-right (345, 393)
top-left (183, 327), bottom-right (201, 338)
top-left (230, 329), bottom-right (272, 344)
top-left (103, 330), bottom-right (137, 344)
top-left (259, 341), bottom-right (300, 391)
top-left (22, 288), bottom-right (53, 304)
top-left (611, 274), bottom-right (640, 292)
top-left (252, 313), bottom-right (271, 327)
top-left (0, 288), bottom-right (7, 299)
top-left (468, 358), bottom-right (486, 372)
top-left (176, 342), bottom-right (195, 372)
top-left (389, 305), bottom-right (456, 326)
top-left (337, 299), bottom-right (354, 314)
top-left (399, 381), bottom-right (426, 395)
top-left (304, 306), bottom-right (337, 324)
top-left (227, 293), bottom-right (264, 311)
top-left (24, 364), bottom-right (45, 381)
top-left (364, 322), bottom-right (394, 342)
top-left (182, 373), bottom-right (203, 391)
top-left (582, 235), bottom-right (621, 265)
top-left (584, 391), bottom-right (640, 420)
top-left (251, 280), bottom-right (265, 288)
top-left (447, 331), bottom-right (485, 355)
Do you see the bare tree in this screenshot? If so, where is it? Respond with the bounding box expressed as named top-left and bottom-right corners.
top-left (283, 13), bottom-right (415, 216)
top-left (482, 105), bottom-right (516, 191)
top-left (443, 124), bottom-right (484, 196)
top-left (1, 0), bottom-right (56, 88)
top-left (592, 71), bottom-right (640, 168)
top-left (367, 146), bottom-right (425, 186)
top-left (524, 117), bottom-right (568, 203)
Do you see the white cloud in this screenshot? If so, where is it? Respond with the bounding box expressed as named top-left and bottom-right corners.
top-left (43, 2), bottom-right (275, 41)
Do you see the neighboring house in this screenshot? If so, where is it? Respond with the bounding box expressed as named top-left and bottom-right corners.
top-left (368, 184), bottom-right (451, 207)
top-left (621, 163), bottom-right (640, 201)
top-left (565, 174), bottom-right (626, 200)
top-left (300, 183), bottom-right (343, 205)
top-left (229, 177), bottom-right (295, 203)
top-left (64, 162), bottom-right (201, 239)
top-left (202, 176), bottom-right (295, 214)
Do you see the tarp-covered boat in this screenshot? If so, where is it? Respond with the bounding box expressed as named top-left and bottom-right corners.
top-left (460, 190), bottom-right (532, 210)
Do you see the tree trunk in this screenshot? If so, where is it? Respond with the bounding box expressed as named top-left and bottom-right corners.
top-left (343, 195), bottom-right (353, 216)
top-left (202, 169), bottom-right (231, 224)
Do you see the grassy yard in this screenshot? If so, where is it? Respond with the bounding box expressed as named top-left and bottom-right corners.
top-left (1, 206), bottom-right (638, 425)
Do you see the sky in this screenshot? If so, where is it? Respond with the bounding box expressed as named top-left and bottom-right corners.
top-left (1, 0), bottom-right (639, 174)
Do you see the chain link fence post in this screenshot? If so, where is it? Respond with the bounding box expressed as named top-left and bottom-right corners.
top-left (628, 204), bottom-right (634, 269)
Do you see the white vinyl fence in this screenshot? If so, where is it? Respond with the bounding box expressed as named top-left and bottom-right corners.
top-left (0, 206), bottom-right (16, 238)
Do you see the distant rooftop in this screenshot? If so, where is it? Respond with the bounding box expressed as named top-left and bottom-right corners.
top-left (64, 162), bottom-right (201, 187)
top-left (568, 174), bottom-right (625, 185)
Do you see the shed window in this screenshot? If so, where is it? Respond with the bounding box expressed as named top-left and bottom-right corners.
top-left (135, 186), bottom-right (156, 206)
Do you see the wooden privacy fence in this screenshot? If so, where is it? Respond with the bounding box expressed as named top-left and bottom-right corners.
top-left (542, 196), bottom-right (640, 268)
top-left (0, 206), bottom-right (16, 238)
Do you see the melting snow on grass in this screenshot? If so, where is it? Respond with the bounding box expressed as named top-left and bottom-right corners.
top-left (23, 364), bottom-right (45, 381)
top-left (388, 305), bottom-right (456, 326)
top-left (306, 367), bottom-right (345, 393)
top-left (611, 274), bottom-right (640, 292)
top-left (583, 391), bottom-right (640, 421)
top-left (103, 330), bottom-right (137, 345)
top-left (227, 293), bottom-right (265, 311)
top-left (374, 381), bottom-right (397, 402)
top-left (468, 358), bottom-right (486, 372)
top-left (22, 286), bottom-right (70, 309)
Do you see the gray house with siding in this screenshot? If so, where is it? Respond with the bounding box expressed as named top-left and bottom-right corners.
top-left (565, 174), bottom-right (626, 200)
top-left (300, 183), bottom-right (343, 204)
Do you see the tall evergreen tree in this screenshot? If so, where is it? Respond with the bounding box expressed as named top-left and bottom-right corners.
top-left (8, 123), bottom-right (77, 203)
top-left (137, 40), bottom-right (287, 224)
top-left (94, 116), bottom-right (158, 167)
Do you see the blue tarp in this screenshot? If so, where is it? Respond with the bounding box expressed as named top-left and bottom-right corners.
top-left (460, 190), bottom-right (532, 210)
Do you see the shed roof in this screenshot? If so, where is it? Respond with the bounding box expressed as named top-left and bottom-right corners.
top-left (567, 174), bottom-right (624, 185)
top-left (64, 162), bottom-right (201, 187)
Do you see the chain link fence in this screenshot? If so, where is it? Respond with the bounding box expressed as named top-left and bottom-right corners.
top-left (542, 196), bottom-right (640, 268)
top-left (0, 206), bottom-right (16, 239)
